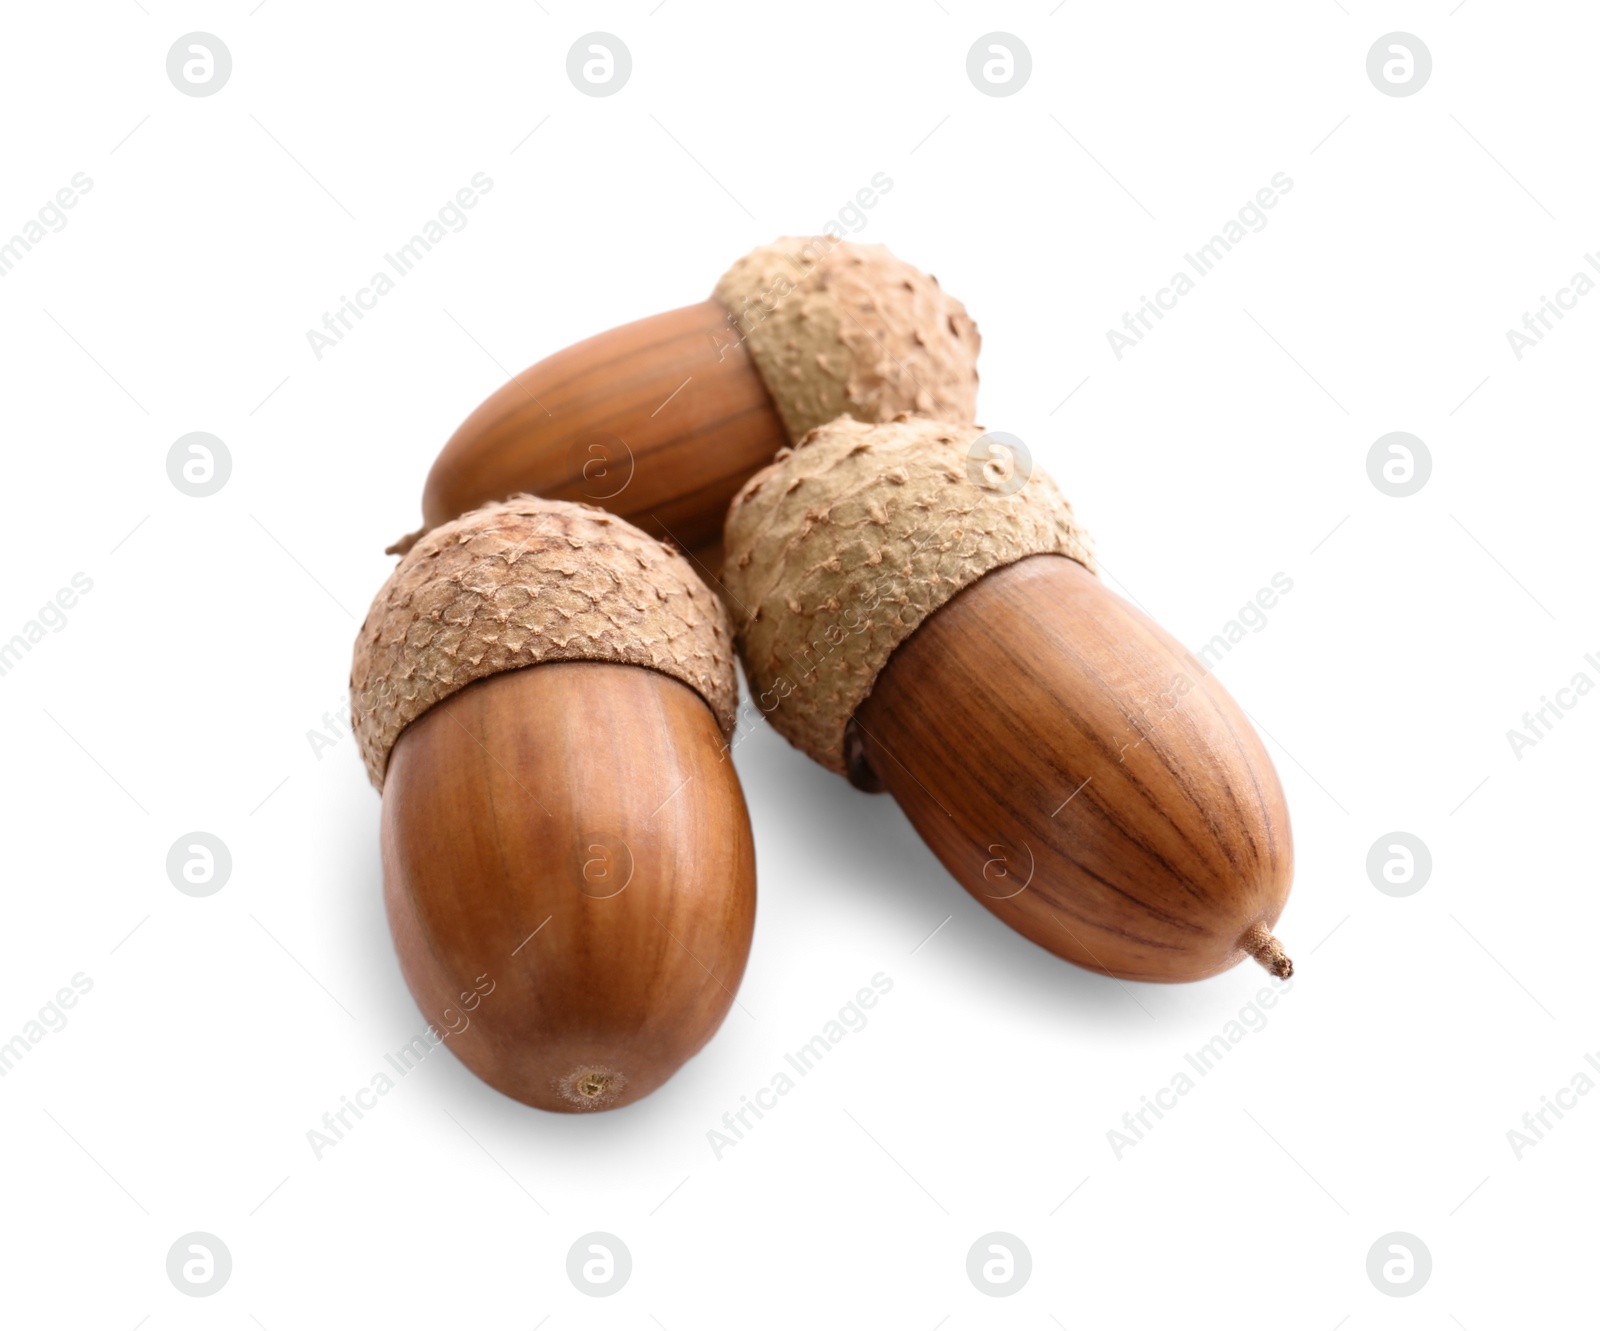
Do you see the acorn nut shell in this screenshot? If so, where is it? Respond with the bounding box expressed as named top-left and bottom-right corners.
top-left (721, 417), bottom-right (1293, 984)
top-left (721, 414), bottom-right (1093, 775)
top-left (352, 497), bottom-right (755, 1111)
top-left (400, 237), bottom-right (980, 559)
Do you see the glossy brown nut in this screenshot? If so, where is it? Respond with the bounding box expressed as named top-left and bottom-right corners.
top-left (352, 497), bottom-right (753, 1111)
top-left (856, 556), bottom-right (1293, 983)
top-left (418, 300), bottom-right (783, 562)
top-left (382, 662), bottom-right (756, 1111)
top-left (396, 237), bottom-right (981, 561)
top-left (722, 418), bottom-right (1294, 984)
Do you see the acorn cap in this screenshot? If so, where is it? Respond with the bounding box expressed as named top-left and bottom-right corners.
top-left (721, 415), bottom-right (1094, 775)
top-left (713, 237), bottom-right (981, 443)
top-left (351, 496), bottom-right (738, 789)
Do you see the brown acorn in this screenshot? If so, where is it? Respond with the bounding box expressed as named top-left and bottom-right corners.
top-left (721, 416), bottom-right (1293, 984)
top-left (390, 236), bottom-right (980, 560)
top-left (351, 497), bottom-right (755, 1111)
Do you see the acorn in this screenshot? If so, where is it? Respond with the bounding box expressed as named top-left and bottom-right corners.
top-left (390, 236), bottom-right (980, 560)
top-left (351, 497), bottom-right (755, 1111)
top-left (721, 416), bottom-right (1293, 983)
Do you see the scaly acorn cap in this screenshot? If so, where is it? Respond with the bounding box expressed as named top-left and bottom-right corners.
top-left (351, 496), bottom-right (738, 789)
top-left (721, 415), bottom-right (1094, 775)
top-left (713, 237), bottom-right (981, 443)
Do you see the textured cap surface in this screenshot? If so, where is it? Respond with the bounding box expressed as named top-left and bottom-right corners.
top-left (721, 415), bottom-right (1094, 775)
top-left (352, 496), bottom-right (738, 788)
top-left (713, 237), bottom-right (980, 443)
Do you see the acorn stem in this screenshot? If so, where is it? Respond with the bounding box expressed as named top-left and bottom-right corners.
top-left (1241, 923), bottom-right (1293, 979)
top-left (385, 525), bottom-right (425, 557)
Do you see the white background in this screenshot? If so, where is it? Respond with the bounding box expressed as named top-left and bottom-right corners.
top-left (1, 2), bottom-right (1596, 1326)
